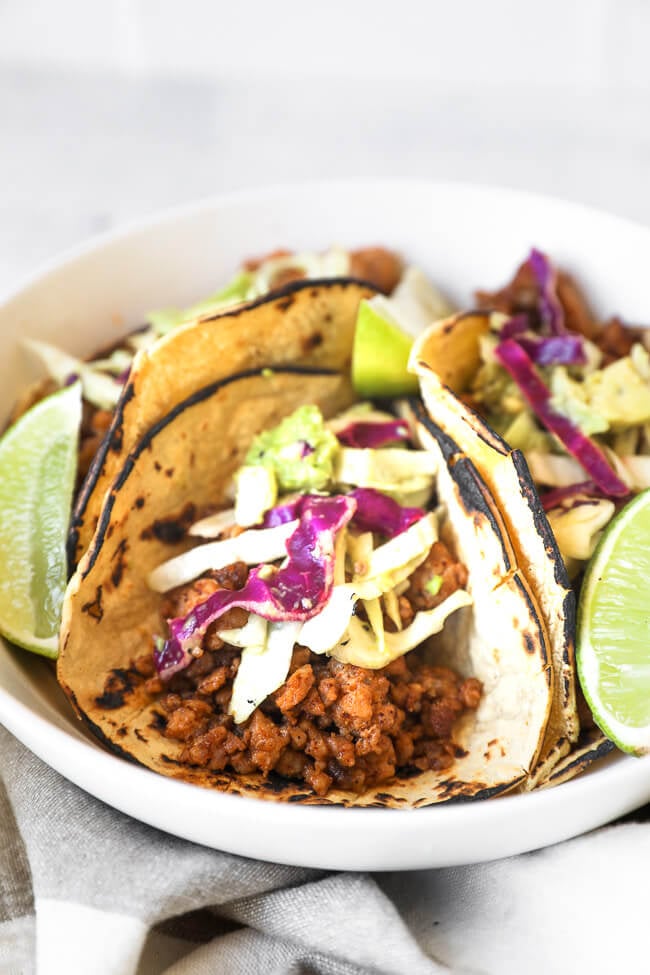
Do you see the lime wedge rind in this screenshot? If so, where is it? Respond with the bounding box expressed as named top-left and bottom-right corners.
top-left (1, 628), bottom-right (59, 658)
top-left (0, 382), bottom-right (82, 658)
top-left (577, 488), bottom-right (650, 754)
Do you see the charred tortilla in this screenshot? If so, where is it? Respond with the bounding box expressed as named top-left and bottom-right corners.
top-left (69, 278), bottom-right (376, 568)
top-left (411, 312), bottom-right (579, 785)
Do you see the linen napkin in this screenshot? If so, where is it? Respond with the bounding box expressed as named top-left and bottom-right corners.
top-left (0, 720), bottom-right (647, 975)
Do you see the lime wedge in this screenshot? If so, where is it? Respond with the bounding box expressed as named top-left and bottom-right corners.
top-left (352, 298), bottom-right (419, 398)
top-left (577, 489), bottom-right (650, 752)
top-left (0, 382), bottom-right (82, 657)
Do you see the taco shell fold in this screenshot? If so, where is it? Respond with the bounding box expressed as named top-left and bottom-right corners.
top-left (410, 312), bottom-right (580, 786)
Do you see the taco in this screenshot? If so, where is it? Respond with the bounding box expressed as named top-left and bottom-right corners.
top-left (407, 247), bottom-right (638, 785)
top-left (410, 340), bottom-right (578, 786)
top-left (58, 282), bottom-right (553, 806)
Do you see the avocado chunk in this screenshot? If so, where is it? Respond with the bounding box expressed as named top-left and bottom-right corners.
top-left (245, 404), bottom-right (339, 492)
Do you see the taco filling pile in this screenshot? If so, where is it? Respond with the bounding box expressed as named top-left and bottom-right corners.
top-left (5, 240), bottom-right (641, 804)
top-left (118, 403), bottom-right (482, 797)
top-left (414, 248), bottom-right (650, 574)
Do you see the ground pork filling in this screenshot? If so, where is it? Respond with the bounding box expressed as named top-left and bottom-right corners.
top-left (130, 543), bottom-right (482, 798)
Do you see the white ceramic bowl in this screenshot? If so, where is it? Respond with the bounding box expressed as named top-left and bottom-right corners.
top-left (1, 182), bottom-right (650, 871)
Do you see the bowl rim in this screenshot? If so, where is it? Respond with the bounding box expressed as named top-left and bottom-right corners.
top-left (3, 178), bottom-right (650, 869)
top-left (3, 177), bottom-right (645, 309)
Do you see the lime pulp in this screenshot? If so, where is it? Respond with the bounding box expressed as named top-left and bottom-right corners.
top-left (577, 488), bottom-right (650, 752)
top-left (0, 381), bottom-right (82, 657)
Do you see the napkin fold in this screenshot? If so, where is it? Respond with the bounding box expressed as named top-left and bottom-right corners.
top-left (0, 722), bottom-right (647, 975)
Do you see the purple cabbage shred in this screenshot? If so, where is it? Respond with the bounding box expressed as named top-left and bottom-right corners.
top-left (517, 333), bottom-right (586, 366)
top-left (527, 247), bottom-right (567, 336)
top-left (263, 489), bottom-right (423, 537)
top-left (262, 497), bottom-right (306, 528)
top-left (155, 494), bottom-right (356, 678)
top-left (298, 440), bottom-right (315, 458)
top-left (494, 338), bottom-right (628, 497)
top-left (495, 252), bottom-right (585, 363)
top-left (346, 487), bottom-right (424, 536)
top-left (335, 419), bottom-right (410, 449)
top-left (540, 480), bottom-right (630, 511)
top-left (499, 314), bottom-right (529, 340)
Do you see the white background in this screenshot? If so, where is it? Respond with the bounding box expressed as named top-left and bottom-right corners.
top-left (1, 0), bottom-right (649, 292)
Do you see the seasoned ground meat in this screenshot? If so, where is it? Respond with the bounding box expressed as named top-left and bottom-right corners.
top-left (145, 648), bottom-right (481, 796)
top-left (205, 562), bottom-right (249, 590)
top-left (161, 576), bottom-right (221, 620)
top-left (99, 536), bottom-right (479, 798)
top-left (348, 247), bottom-right (403, 294)
top-left (270, 267), bottom-right (306, 289)
top-left (126, 541), bottom-right (480, 797)
top-left (274, 665), bottom-right (315, 711)
top-left (242, 246), bottom-right (403, 296)
top-left (406, 541), bottom-right (469, 612)
top-left (476, 257), bottom-right (551, 329)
